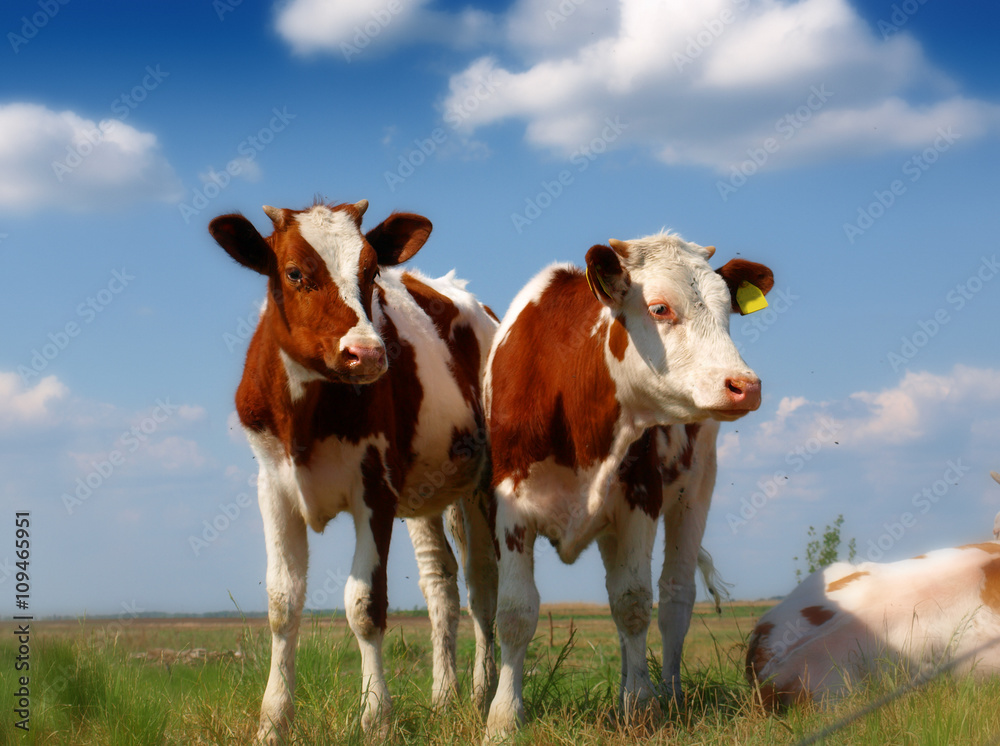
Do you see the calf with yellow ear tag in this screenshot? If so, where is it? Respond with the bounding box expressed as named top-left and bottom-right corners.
top-left (484, 228), bottom-right (773, 737)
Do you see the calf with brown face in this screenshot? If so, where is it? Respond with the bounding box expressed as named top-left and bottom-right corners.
top-left (210, 200), bottom-right (499, 742)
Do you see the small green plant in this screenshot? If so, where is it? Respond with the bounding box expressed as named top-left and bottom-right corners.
top-left (794, 514), bottom-right (857, 582)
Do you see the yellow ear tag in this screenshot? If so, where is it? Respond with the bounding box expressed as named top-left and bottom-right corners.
top-left (736, 281), bottom-right (768, 315)
top-left (585, 267), bottom-right (613, 300)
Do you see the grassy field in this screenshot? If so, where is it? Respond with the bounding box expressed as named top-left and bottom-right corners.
top-left (4, 602), bottom-right (1000, 745)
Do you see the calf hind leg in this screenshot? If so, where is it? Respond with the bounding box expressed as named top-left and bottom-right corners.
top-left (448, 490), bottom-right (498, 709)
top-left (407, 514), bottom-right (460, 708)
top-left (485, 502), bottom-right (538, 739)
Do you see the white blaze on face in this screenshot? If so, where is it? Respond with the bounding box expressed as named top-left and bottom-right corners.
top-left (294, 206), bottom-right (381, 348)
top-left (607, 233), bottom-right (758, 421)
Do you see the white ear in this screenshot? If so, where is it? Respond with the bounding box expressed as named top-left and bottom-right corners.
top-left (992, 470), bottom-right (1000, 486)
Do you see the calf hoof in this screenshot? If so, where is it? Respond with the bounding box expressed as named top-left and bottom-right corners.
top-left (661, 675), bottom-right (685, 711)
top-left (484, 704), bottom-right (522, 743)
top-left (361, 702), bottom-right (392, 739)
top-left (255, 721), bottom-right (288, 746)
top-left (431, 681), bottom-right (459, 711)
top-left (622, 685), bottom-right (661, 726)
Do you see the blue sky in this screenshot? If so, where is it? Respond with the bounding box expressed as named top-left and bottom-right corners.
top-left (1, 0), bottom-right (999, 617)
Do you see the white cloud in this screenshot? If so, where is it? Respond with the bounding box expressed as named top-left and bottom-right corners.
top-left (200, 158), bottom-right (261, 187)
top-left (504, 0), bottom-right (621, 58)
top-left (717, 430), bottom-right (741, 462)
top-left (178, 405), bottom-right (207, 421)
top-left (0, 103), bottom-right (183, 211)
top-left (441, 0), bottom-right (1000, 170)
top-left (276, 0), bottom-right (495, 57)
top-left (846, 366), bottom-right (1000, 445)
top-left (145, 436), bottom-right (209, 471)
top-left (733, 365), bottom-right (1000, 461)
top-left (0, 373), bottom-right (68, 426)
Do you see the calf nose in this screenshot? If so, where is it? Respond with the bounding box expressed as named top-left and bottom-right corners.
top-left (341, 344), bottom-right (387, 376)
top-left (725, 377), bottom-right (761, 410)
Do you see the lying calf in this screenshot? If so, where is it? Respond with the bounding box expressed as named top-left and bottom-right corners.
top-left (747, 542), bottom-right (1000, 707)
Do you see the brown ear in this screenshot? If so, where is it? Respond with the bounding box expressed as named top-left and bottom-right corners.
top-left (585, 244), bottom-right (631, 309)
top-left (716, 259), bottom-right (774, 314)
top-left (365, 213), bottom-right (433, 266)
top-left (209, 214), bottom-right (273, 275)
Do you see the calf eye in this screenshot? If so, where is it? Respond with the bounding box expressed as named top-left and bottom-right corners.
top-left (285, 267), bottom-right (303, 284)
top-left (648, 303), bottom-right (676, 321)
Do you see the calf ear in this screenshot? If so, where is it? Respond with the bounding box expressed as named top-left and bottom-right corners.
top-left (366, 213), bottom-right (433, 266)
top-left (209, 214), bottom-right (272, 275)
top-left (716, 259), bottom-right (774, 314)
top-left (585, 244), bottom-right (631, 309)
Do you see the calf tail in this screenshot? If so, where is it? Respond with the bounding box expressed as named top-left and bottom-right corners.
top-left (697, 546), bottom-right (733, 615)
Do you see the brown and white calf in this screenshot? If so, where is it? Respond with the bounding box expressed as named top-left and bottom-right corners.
top-left (747, 543), bottom-right (1000, 707)
top-left (483, 233), bottom-right (773, 735)
top-left (209, 201), bottom-right (498, 742)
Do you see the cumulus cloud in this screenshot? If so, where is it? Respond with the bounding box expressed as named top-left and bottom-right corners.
top-left (0, 369), bottom-right (212, 475)
top-left (178, 405), bottom-right (207, 422)
top-left (846, 366), bottom-right (1000, 445)
top-left (275, 0), bottom-right (495, 57)
top-left (0, 103), bottom-right (183, 211)
top-left (442, 0), bottom-right (1000, 170)
top-left (200, 158), bottom-right (261, 187)
top-left (0, 373), bottom-right (68, 427)
top-left (727, 365), bottom-right (1000, 464)
top-left (144, 436), bottom-right (210, 471)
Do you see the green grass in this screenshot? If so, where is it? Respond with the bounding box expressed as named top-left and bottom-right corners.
top-left (4, 604), bottom-right (1000, 744)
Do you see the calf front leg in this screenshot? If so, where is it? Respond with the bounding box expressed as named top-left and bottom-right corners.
top-left (597, 511), bottom-right (658, 722)
top-left (257, 477), bottom-right (308, 745)
top-left (407, 514), bottom-right (460, 709)
top-left (485, 497), bottom-right (538, 740)
top-left (347, 452), bottom-right (397, 735)
top-left (448, 489), bottom-right (498, 710)
top-left (659, 425), bottom-right (717, 704)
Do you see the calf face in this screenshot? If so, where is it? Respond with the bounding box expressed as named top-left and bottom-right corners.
top-left (210, 200), bottom-right (431, 386)
top-left (585, 235), bottom-right (771, 422)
